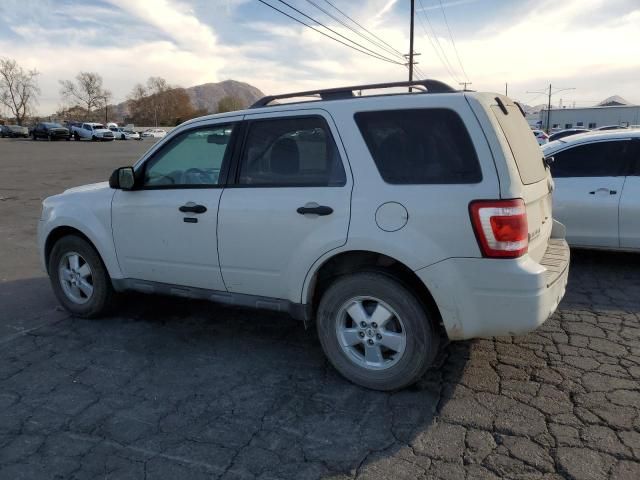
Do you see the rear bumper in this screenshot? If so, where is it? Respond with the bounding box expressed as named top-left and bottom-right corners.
top-left (416, 238), bottom-right (569, 340)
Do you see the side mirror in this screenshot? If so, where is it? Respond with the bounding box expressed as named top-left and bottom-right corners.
top-left (109, 167), bottom-right (136, 190)
top-left (543, 156), bottom-right (555, 169)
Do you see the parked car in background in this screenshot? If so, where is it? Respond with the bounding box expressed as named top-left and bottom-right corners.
top-left (548, 128), bottom-right (590, 142)
top-left (141, 128), bottom-right (166, 138)
top-left (543, 130), bottom-right (639, 251)
top-left (595, 125), bottom-right (628, 131)
top-left (38, 81), bottom-right (569, 391)
top-left (0, 124), bottom-right (29, 138)
top-left (72, 122), bottom-right (115, 141)
top-left (110, 126), bottom-right (141, 140)
top-left (32, 122), bottom-right (71, 141)
top-left (532, 129), bottom-right (549, 145)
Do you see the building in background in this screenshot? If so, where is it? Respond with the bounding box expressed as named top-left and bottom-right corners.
top-left (524, 96), bottom-right (639, 131)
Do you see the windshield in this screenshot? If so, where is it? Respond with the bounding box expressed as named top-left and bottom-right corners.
top-left (44, 123), bottom-right (62, 128)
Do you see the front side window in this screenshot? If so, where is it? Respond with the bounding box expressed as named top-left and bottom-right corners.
top-left (550, 141), bottom-right (632, 178)
top-left (238, 116), bottom-right (346, 187)
top-left (143, 124), bottom-right (235, 187)
top-left (354, 108), bottom-right (481, 184)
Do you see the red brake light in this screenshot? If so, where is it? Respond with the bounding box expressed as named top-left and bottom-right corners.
top-left (469, 199), bottom-right (528, 258)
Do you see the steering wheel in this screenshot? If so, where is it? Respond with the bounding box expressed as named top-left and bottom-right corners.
top-left (184, 168), bottom-right (212, 184)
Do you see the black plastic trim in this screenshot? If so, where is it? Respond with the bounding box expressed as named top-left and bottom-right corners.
top-left (111, 278), bottom-right (310, 322)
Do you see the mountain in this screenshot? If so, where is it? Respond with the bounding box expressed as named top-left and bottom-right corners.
top-left (518, 103), bottom-right (547, 115)
top-left (187, 80), bottom-right (264, 112)
top-left (597, 95), bottom-right (632, 107)
top-left (109, 79), bottom-right (264, 121)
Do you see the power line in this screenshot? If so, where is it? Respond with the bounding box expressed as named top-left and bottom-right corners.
top-left (304, 0), bottom-right (405, 61)
top-left (270, 0), bottom-right (404, 65)
top-left (438, 0), bottom-right (469, 82)
top-left (415, 0), bottom-right (461, 84)
top-left (322, 0), bottom-right (405, 57)
top-left (256, 0), bottom-right (404, 65)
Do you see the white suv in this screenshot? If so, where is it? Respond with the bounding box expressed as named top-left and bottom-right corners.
top-left (38, 80), bottom-right (570, 390)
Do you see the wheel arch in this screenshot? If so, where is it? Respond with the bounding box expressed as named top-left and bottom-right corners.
top-left (45, 226), bottom-right (105, 275)
top-left (305, 250), bottom-right (445, 335)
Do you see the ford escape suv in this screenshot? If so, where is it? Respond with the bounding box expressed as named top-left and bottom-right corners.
top-left (38, 80), bottom-right (569, 391)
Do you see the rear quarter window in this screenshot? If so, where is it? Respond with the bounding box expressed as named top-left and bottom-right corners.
top-left (354, 108), bottom-right (482, 184)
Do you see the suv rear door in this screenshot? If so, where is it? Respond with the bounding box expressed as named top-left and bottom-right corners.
top-left (480, 96), bottom-right (553, 261)
top-left (217, 110), bottom-right (352, 301)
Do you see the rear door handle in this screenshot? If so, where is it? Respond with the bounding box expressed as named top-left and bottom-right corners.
top-left (589, 188), bottom-right (616, 195)
top-left (297, 205), bottom-right (333, 216)
top-left (179, 204), bottom-right (207, 214)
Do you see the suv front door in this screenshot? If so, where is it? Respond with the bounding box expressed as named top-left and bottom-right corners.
top-left (111, 120), bottom-right (240, 290)
top-left (550, 140), bottom-right (632, 248)
top-left (217, 111), bottom-right (352, 301)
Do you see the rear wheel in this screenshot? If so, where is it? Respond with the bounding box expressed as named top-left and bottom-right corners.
top-left (317, 272), bottom-right (439, 391)
top-left (48, 236), bottom-right (113, 318)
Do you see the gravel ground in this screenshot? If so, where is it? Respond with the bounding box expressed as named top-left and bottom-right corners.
top-left (1, 137), bottom-right (639, 479)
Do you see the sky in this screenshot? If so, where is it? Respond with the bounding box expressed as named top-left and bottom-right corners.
top-left (0, 0), bottom-right (639, 115)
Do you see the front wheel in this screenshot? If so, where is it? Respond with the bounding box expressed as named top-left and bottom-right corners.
top-left (74, 132), bottom-right (80, 141)
top-left (317, 272), bottom-right (439, 391)
top-left (48, 236), bottom-right (113, 318)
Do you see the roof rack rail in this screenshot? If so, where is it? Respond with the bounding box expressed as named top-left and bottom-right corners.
top-left (250, 79), bottom-right (457, 108)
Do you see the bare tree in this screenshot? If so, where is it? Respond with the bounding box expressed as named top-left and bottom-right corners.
top-left (59, 72), bottom-right (111, 117)
top-left (217, 95), bottom-right (243, 113)
top-left (0, 58), bottom-right (40, 125)
top-left (127, 76), bottom-right (202, 126)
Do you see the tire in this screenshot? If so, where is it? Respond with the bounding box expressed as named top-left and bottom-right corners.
top-left (91, 135), bottom-right (97, 141)
top-left (48, 235), bottom-right (113, 318)
top-left (74, 132), bottom-right (80, 141)
top-left (317, 272), bottom-right (439, 391)
top-left (32, 133), bottom-right (37, 141)
top-left (66, 136), bottom-right (70, 141)
top-left (48, 134), bottom-right (52, 141)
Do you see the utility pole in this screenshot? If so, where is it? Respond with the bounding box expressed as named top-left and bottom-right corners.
top-left (459, 82), bottom-right (472, 91)
top-left (546, 83), bottom-right (552, 133)
top-left (527, 84), bottom-right (575, 134)
top-left (408, 0), bottom-right (415, 91)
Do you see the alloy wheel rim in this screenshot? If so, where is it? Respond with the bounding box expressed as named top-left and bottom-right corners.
top-left (335, 296), bottom-right (407, 371)
top-left (58, 252), bottom-right (94, 304)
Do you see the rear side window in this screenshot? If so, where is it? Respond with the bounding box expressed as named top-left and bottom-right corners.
top-left (550, 141), bottom-right (633, 177)
top-left (238, 116), bottom-right (346, 187)
top-left (354, 109), bottom-right (481, 184)
top-left (490, 103), bottom-right (547, 185)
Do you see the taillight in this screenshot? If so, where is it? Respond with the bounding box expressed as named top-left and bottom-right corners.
top-left (469, 199), bottom-right (528, 258)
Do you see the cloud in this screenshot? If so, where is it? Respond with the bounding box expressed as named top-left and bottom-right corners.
top-left (0, 0), bottom-right (638, 115)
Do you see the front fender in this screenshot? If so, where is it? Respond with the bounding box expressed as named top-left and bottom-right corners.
top-left (39, 192), bottom-right (122, 279)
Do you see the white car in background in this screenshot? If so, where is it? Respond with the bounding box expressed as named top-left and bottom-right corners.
top-left (532, 129), bottom-right (549, 145)
top-left (109, 126), bottom-right (141, 140)
top-left (141, 128), bottom-right (166, 138)
top-left (543, 130), bottom-right (640, 251)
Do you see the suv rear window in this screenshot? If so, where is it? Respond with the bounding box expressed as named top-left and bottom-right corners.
top-left (490, 102), bottom-right (547, 185)
top-left (354, 108), bottom-right (481, 184)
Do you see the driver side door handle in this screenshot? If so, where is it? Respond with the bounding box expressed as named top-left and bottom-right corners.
top-left (179, 204), bottom-right (207, 214)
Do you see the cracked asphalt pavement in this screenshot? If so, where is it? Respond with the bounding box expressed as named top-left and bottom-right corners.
top-left (1, 138), bottom-right (640, 479)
